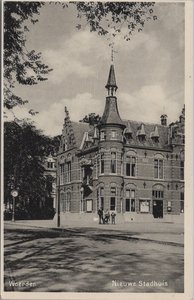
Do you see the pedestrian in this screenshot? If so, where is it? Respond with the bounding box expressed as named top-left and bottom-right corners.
top-left (102, 209), bottom-right (105, 224)
top-left (105, 209), bottom-right (110, 224)
top-left (111, 211), bottom-right (116, 224)
top-left (97, 207), bottom-right (103, 224)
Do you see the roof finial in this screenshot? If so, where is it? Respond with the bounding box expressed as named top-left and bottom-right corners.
top-left (110, 43), bottom-right (118, 63)
top-left (111, 45), bottom-right (114, 62)
top-left (64, 106), bottom-right (70, 119)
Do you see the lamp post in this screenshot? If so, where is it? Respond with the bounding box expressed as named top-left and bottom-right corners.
top-left (11, 190), bottom-right (18, 222)
top-left (57, 180), bottom-right (60, 227)
top-left (56, 162), bottom-right (61, 227)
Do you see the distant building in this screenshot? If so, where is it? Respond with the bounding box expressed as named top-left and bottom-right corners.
top-left (56, 64), bottom-right (184, 224)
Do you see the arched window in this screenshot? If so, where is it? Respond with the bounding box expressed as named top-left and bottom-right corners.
top-left (99, 186), bottom-right (104, 210)
top-left (152, 184), bottom-right (164, 199)
top-left (125, 189), bottom-right (135, 212)
top-left (60, 192), bottom-right (65, 212)
top-left (110, 186), bottom-right (116, 210)
top-left (125, 150), bottom-right (136, 177)
top-left (154, 154), bottom-right (164, 179)
top-left (59, 163), bottom-right (65, 185)
top-left (66, 191), bottom-right (71, 212)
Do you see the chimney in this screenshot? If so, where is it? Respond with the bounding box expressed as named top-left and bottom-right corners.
top-left (160, 114), bottom-right (167, 126)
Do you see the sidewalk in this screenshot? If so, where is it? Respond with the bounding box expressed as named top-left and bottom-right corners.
top-left (4, 219), bottom-right (184, 246)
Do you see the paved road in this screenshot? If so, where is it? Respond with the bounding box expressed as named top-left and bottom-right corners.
top-left (4, 224), bottom-right (184, 293)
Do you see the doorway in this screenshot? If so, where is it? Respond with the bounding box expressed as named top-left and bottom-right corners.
top-left (153, 200), bottom-right (163, 218)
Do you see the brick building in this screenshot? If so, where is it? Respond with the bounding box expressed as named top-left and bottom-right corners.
top-left (55, 64), bottom-right (184, 224)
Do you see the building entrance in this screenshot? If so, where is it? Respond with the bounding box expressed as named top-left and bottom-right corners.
top-left (153, 200), bottom-right (163, 218)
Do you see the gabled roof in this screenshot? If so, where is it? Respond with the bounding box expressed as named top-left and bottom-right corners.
top-left (71, 122), bottom-right (90, 148)
top-left (70, 119), bottom-right (169, 150)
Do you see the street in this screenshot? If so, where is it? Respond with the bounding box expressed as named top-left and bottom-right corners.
top-left (4, 223), bottom-right (184, 293)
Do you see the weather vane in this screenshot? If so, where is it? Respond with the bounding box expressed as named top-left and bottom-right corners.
top-left (111, 44), bottom-right (118, 63)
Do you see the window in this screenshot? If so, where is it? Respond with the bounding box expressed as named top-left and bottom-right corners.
top-left (139, 200), bottom-right (150, 213)
top-left (180, 161), bottom-right (184, 180)
top-left (110, 152), bottom-right (117, 173)
top-left (100, 131), bottom-right (106, 141)
top-left (154, 159), bottom-right (163, 179)
top-left (48, 162), bottom-right (54, 169)
top-left (100, 187), bottom-right (104, 209)
top-left (125, 189), bottom-right (135, 212)
top-left (60, 192), bottom-right (65, 212)
top-left (180, 191), bottom-right (184, 213)
top-left (121, 154), bottom-right (123, 175)
top-left (152, 190), bottom-right (164, 199)
top-left (126, 156), bottom-right (136, 177)
top-left (59, 163), bottom-right (65, 185)
top-left (67, 161), bottom-right (71, 182)
top-left (100, 153), bottom-right (105, 174)
top-left (111, 130), bottom-right (116, 140)
top-left (110, 187), bottom-right (116, 210)
top-left (63, 140), bottom-right (67, 151)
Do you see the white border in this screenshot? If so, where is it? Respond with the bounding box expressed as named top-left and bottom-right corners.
top-left (1, 0), bottom-right (193, 299)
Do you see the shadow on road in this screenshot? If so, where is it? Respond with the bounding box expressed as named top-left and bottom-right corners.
top-left (4, 226), bottom-right (184, 293)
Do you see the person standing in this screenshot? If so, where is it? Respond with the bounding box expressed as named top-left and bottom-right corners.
top-left (111, 211), bottom-right (116, 224)
top-left (98, 207), bottom-right (103, 224)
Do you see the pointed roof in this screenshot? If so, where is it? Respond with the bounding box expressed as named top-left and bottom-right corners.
top-left (105, 64), bottom-right (118, 96)
top-left (137, 124), bottom-right (146, 136)
top-left (151, 126), bottom-right (159, 138)
top-left (124, 121), bottom-right (132, 134)
top-left (100, 96), bottom-right (125, 127)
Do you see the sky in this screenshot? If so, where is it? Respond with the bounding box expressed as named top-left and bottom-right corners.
top-left (5, 2), bottom-right (185, 137)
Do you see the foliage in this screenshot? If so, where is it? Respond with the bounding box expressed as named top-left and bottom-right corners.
top-left (80, 113), bottom-right (101, 125)
top-left (73, 2), bottom-right (157, 41)
top-left (4, 121), bottom-right (59, 218)
top-left (4, 2), bottom-right (52, 110)
top-left (4, 2), bottom-right (156, 110)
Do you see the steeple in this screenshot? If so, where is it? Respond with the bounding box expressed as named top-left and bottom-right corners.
top-left (99, 64), bottom-right (125, 128)
top-left (105, 64), bottom-right (118, 96)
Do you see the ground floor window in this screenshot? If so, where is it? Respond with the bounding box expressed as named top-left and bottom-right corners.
top-left (99, 187), bottom-right (104, 209)
top-left (110, 197), bottom-right (115, 210)
top-left (139, 200), bottom-right (150, 213)
top-left (125, 189), bottom-right (135, 212)
top-left (110, 187), bottom-right (116, 210)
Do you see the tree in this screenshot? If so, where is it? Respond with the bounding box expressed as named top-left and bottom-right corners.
top-left (80, 113), bottom-right (101, 125)
top-left (4, 2), bottom-right (52, 110)
top-left (74, 2), bottom-right (157, 41)
top-left (4, 2), bottom-right (156, 110)
top-left (4, 121), bottom-right (60, 219)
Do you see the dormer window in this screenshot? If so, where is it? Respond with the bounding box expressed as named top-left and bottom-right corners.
top-left (137, 124), bottom-right (146, 142)
top-left (151, 126), bottom-right (159, 143)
